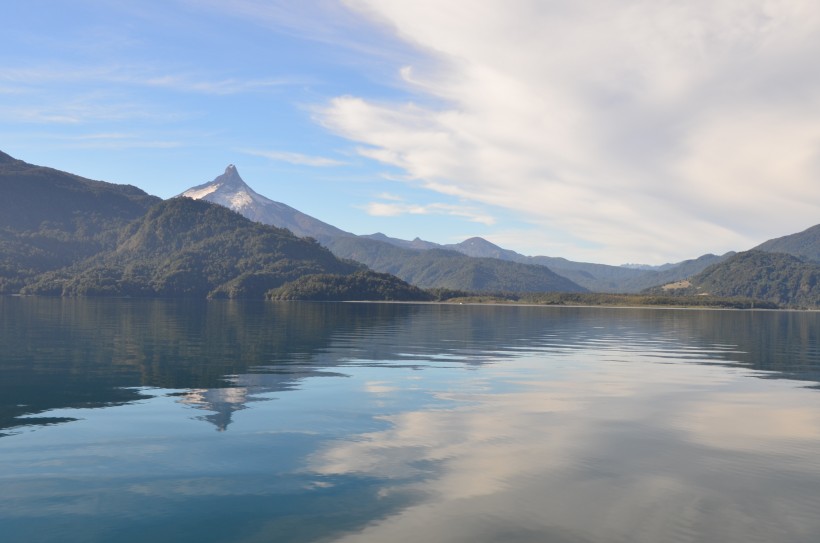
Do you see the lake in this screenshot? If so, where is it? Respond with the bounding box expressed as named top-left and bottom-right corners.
top-left (2, 298), bottom-right (820, 543)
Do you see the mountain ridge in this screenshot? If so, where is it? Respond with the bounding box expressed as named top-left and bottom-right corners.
top-left (0, 152), bottom-right (161, 292)
top-left (0, 151), bottom-right (427, 300)
top-left (180, 165), bottom-right (350, 243)
top-left (5, 149), bottom-right (820, 306)
top-left (753, 224), bottom-right (820, 263)
top-left (180, 165), bottom-right (719, 293)
top-left (325, 236), bottom-right (587, 293)
top-left (652, 250), bottom-right (820, 308)
top-left (361, 228), bottom-right (730, 293)
top-left (180, 166), bottom-right (587, 293)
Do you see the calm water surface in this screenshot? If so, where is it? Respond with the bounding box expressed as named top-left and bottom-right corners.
top-left (2, 298), bottom-right (820, 542)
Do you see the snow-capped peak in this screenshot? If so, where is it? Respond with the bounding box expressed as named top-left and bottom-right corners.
top-left (178, 164), bottom-right (351, 242)
top-left (180, 165), bottom-right (272, 212)
top-left (213, 164), bottom-right (244, 186)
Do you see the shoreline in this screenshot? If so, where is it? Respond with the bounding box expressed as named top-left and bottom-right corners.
top-left (4, 293), bottom-right (818, 312)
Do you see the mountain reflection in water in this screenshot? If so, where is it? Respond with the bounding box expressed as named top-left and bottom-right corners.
top-left (1, 298), bottom-right (820, 543)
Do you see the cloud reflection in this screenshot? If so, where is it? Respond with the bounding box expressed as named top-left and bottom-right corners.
top-left (309, 353), bottom-right (820, 543)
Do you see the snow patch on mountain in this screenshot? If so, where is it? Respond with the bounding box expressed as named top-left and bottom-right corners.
top-left (228, 191), bottom-right (254, 209)
top-left (182, 184), bottom-right (219, 200)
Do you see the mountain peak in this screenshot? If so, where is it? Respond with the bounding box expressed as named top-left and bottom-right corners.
top-left (215, 164), bottom-right (243, 185)
top-left (180, 164), bottom-right (253, 203)
top-left (459, 237), bottom-right (499, 248)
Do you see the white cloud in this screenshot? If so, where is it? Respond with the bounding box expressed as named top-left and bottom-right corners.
top-left (363, 201), bottom-right (496, 225)
top-left (240, 148), bottom-right (347, 167)
top-left (316, 0), bottom-right (820, 263)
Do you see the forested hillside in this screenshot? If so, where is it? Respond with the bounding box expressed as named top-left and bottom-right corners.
top-left (268, 270), bottom-right (432, 301)
top-left (652, 251), bottom-right (820, 308)
top-left (326, 236), bottom-right (586, 293)
top-left (0, 151), bottom-right (426, 300)
top-left (0, 151), bottom-right (160, 292)
top-left (23, 198), bottom-right (366, 298)
top-left (754, 224), bottom-right (820, 263)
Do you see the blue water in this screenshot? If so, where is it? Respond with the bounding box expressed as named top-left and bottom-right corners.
top-left (2, 298), bottom-right (820, 542)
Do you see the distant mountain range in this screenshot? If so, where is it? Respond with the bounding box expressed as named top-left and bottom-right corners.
top-left (324, 236), bottom-right (584, 293)
top-left (180, 165), bottom-right (736, 294)
top-left (3, 149), bottom-right (819, 306)
top-left (434, 236), bottom-right (734, 293)
top-left (178, 165), bottom-right (819, 307)
top-left (182, 166), bottom-right (586, 293)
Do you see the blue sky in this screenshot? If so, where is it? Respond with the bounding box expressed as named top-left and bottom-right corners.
top-left (3, 1), bottom-right (820, 264)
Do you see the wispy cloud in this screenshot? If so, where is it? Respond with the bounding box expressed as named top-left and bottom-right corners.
top-left (375, 192), bottom-right (404, 201)
top-left (317, 0), bottom-right (820, 263)
top-left (241, 148), bottom-right (347, 167)
top-left (0, 96), bottom-right (191, 125)
top-left (1, 131), bottom-right (184, 150)
top-left (140, 75), bottom-right (303, 95)
top-left (0, 85), bottom-right (26, 95)
top-left (363, 201), bottom-right (495, 225)
top-left (188, 0), bottom-right (419, 64)
top-left (0, 65), bottom-right (305, 96)
top-left (61, 133), bottom-right (182, 150)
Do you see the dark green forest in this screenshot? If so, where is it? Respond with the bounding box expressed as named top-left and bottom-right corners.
top-left (0, 151), bottom-right (160, 293)
top-left (649, 251), bottom-right (820, 308)
top-left (268, 270), bottom-right (433, 301)
top-left (753, 224), bottom-right (820, 263)
top-left (21, 198), bottom-right (373, 298)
